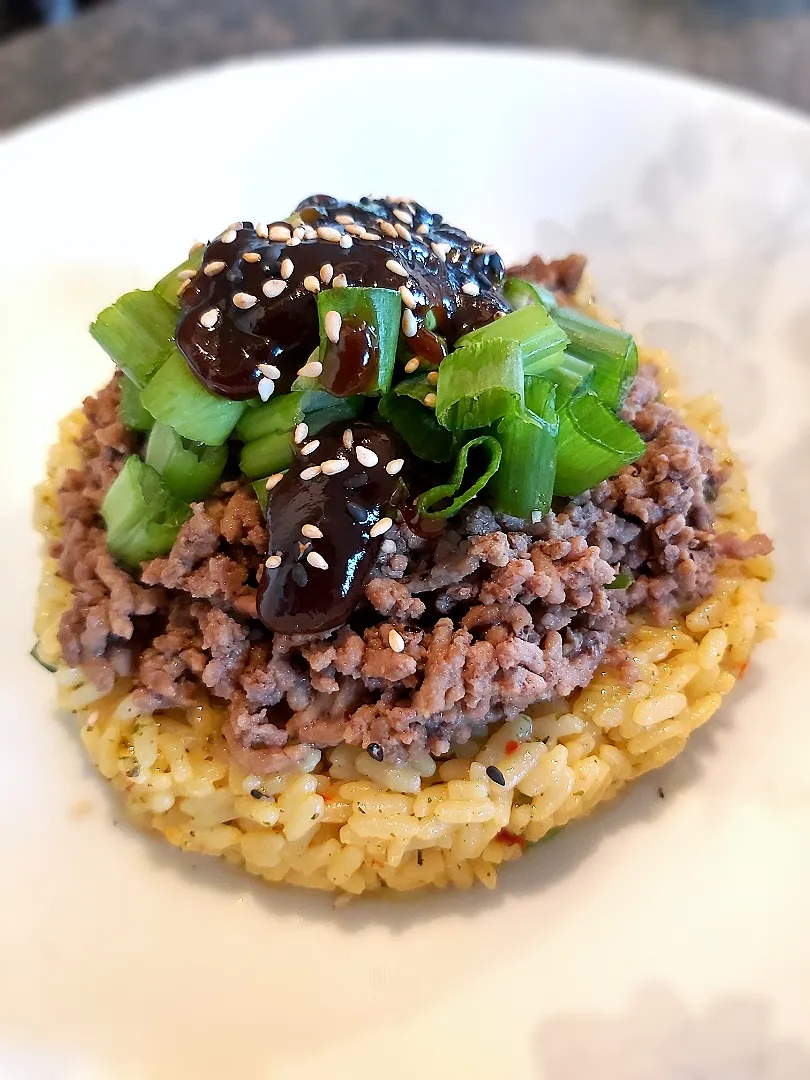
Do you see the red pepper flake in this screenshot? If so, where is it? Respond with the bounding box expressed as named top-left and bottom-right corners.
top-left (322, 792), bottom-right (333, 803)
top-left (505, 740), bottom-right (519, 754)
top-left (737, 660), bottom-right (749, 680)
top-left (497, 829), bottom-right (526, 849)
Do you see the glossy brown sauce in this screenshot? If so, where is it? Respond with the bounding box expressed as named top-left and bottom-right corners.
top-left (320, 317), bottom-right (378, 397)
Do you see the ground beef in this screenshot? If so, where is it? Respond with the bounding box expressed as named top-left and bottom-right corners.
top-left (54, 299), bottom-right (772, 772)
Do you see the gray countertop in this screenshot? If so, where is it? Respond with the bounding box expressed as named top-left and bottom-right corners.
top-left (2, 0), bottom-right (810, 133)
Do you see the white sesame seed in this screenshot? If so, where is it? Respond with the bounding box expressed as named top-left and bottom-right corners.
top-left (302, 523), bottom-right (324, 539)
top-left (342, 428), bottom-right (354, 449)
top-left (394, 223), bottom-right (411, 242)
top-left (242, 251), bottom-right (262, 263)
top-left (293, 422), bottom-right (308, 445)
top-left (280, 258), bottom-right (294, 279)
top-left (301, 465), bottom-right (322, 480)
top-left (345, 222), bottom-right (365, 236)
top-left (416, 223), bottom-right (430, 235)
top-left (386, 458), bottom-right (404, 475)
top-left (335, 214), bottom-right (354, 225)
top-left (262, 279), bottom-right (287, 298)
top-left (393, 208), bottom-right (413, 225)
top-left (370, 516), bottom-right (393, 537)
top-left (176, 279), bottom-right (190, 297)
top-left (317, 226), bottom-right (342, 243)
top-left (401, 308), bottom-right (418, 338)
top-left (356, 445), bottom-right (379, 468)
top-left (233, 292), bottom-right (258, 309)
top-left (189, 240), bottom-right (205, 254)
top-left (306, 550), bottom-right (329, 570)
top-left (297, 359), bottom-right (323, 379)
top-left (426, 370), bottom-right (439, 386)
top-left (287, 236), bottom-right (302, 247)
top-left (177, 268), bottom-right (196, 280)
top-left (269, 225), bottom-right (292, 241)
top-left (303, 275), bottom-right (321, 293)
top-left (303, 225), bottom-right (318, 240)
top-left (333, 273), bottom-right (348, 288)
top-left (380, 538), bottom-right (397, 554)
top-left (388, 628), bottom-right (405, 653)
top-left (462, 281), bottom-right (481, 296)
top-left (324, 309), bottom-right (342, 344)
top-left (398, 285), bottom-right (417, 310)
top-left (204, 260), bottom-right (226, 276)
top-left (265, 473), bottom-right (284, 491)
top-left (265, 554), bottom-right (282, 569)
top-left (228, 221), bottom-right (242, 231)
top-left (320, 263), bottom-right (334, 284)
top-left (423, 392), bottom-right (437, 408)
top-left (200, 308), bottom-right (219, 329)
top-left (404, 357), bottom-right (420, 374)
top-left (339, 234), bottom-right (353, 249)
top-left (431, 242), bottom-right (451, 262)
top-left (378, 220), bottom-right (398, 238)
top-left (360, 231), bottom-right (381, 241)
top-left (321, 457), bottom-right (349, 475)
top-left (258, 363), bottom-right (281, 380)
top-left (301, 439), bottom-right (320, 456)
top-left (293, 226), bottom-right (305, 239)
top-left (258, 377), bottom-right (275, 401)
top-left (221, 229), bottom-right (238, 244)
top-left (254, 222), bottom-right (269, 239)
top-left (386, 259), bottom-right (408, 278)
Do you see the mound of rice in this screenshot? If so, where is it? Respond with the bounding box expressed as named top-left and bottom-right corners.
top-left (34, 315), bottom-right (775, 895)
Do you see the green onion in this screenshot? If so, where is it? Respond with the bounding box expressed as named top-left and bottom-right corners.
top-left (456, 304), bottom-right (568, 371)
top-left (239, 431), bottom-right (294, 480)
top-left (317, 287), bottom-right (402, 396)
top-left (551, 307), bottom-right (638, 410)
top-left (492, 381), bottom-right (559, 518)
top-left (90, 289), bottom-right (178, 388)
top-left (528, 352), bottom-right (594, 405)
top-left (235, 389), bottom-right (356, 443)
top-left (141, 349), bottom-right (246, 446)
top-left (118, 375), bottom-right (155, 433)
top-left (415, 436), bottom-right (502, 519)
top-left (251, 476), bottom-right (275, 514)
top-left (606, 570), bottom-right (633, 590)
top-left (145, 422), bottom-right (228, 502)
top-left (30, 643), bottom-right (56, 673)
top-left (378, 376), bottom-right (458, 462)
top-left (101, 455), bottom-right (191, 567)
top-left (153, 248), bottom-right (203, 306)
top-left (503, 277), bottom-right (558, 312)
top-left (435, 339), bottom-right (523, 432)
top-left (554, 391), bottom-right (645, 497)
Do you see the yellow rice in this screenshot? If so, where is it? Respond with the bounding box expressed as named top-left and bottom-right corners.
top-left (33, 308), bottom-right (775, 894)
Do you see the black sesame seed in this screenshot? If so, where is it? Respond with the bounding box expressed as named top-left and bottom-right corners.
top-left (417, 850), bottom-right (423, 866)
top-left (367, 742), bottom-right (384, 762)
top-left (250, 788), bottom-right (268, 800)
top-left (486, 765), bottom-right (506, 786)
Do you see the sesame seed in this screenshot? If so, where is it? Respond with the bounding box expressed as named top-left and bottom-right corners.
top-left (386, 458), bottom-right (404, 475)
top-left (189, 240), bottom-right (205, 254)
top-left (320, 263), bottom-right (334, 285)
top-left (388, 628), bottom-right (405, 652)
top-left (404, 357), bottom-right (420, 374)
top-left (324, 309), bottom-right (342, 344)
top-left (258, 363), bottom-right (281, 380)
top-left (269, 225), bottom-right (292, 241)
top-left (431, 242), bottom-right (451, 262)
top-left (486, 765), bottom-right (506, 786)
top-left (303, 225), bottom-right (318, 240)
top-left (303, 275), bottom-right (320, 293)
top-left (360, 231), bottom-right (380, 241)
top-left (204, 260), bottom-right (226, 276)
top-left (265, 473), bottom-right (284, 491)
top-left (335, 214), bottom-right (354, 225)
top-left (301, 524), bottom-right (324, 539)
top-left (265, 554), bottom-right (282, 569)
top-left (200, 308), bottom-right (219, 329)
top-left (297, 359), bottom-right (323, 379)
top-left (262, 279), bottom-right (287, 298)
top-left (254, 222), bottom-right (268, 239)
top-left (177, 268), bottom-right (196, 280)
top-left (401, 309), bottom-right (418, 338)
top-left (280, 258), bottom-right (294, 279)
top-left (462, 281), bottom-right (480, 296)
top-left (344, 222), bottom-right (365, 236)
top-left (416, 223), bottom-right (430, 235)
top-left (356, 445), bottom-right (379, 468)
top-left (317, 226), bottom-right (342, 243)
top-left (380, 538), bottom-right (397, 554)
top-left (232, 292), bottom-right (258, 309)
top-left (228, 221), bottom-right (242, 231)
top-left (423, 392), bottom-right (437, 408)
top-left (339, 234), bottom-right (353, 250)
top-left (242, 251), bottom-right (262, 263)
top-left (176, 279), bottom-right (190, 297)
top-left (286, 236), bottom-right (302, 247)
top-left (395, 223), bottom-right (411, 242)
top-left (321, 457), bottom-right (349, 475)
top-left (398, 285), bottom-right (417, 310)
top-left (333, 273), bottom-right (348, 288)
top-left (301, 439), bottom-right (320, 456)
top-left (293, 226), bottom-right (305, 239)
top-left (386, 259), bottom-right (408, 278)
top-left (378, 220), bottom-right (398, 238)
top-left (258, 377), bottom-right (275, 401)
top-left (306, 551), bottom-right (329, 570)
top-left (293, 423), bottom-right (308, 445)
top-left (301, 465), bottom-right (321, 480)
top-left (393, 208), bottom-right (413, 225)
top-left (221, 229), bottom-right (238, 244)
top-left (426, 370), bottom-right (439, 386)
top-left (370, 516), bottom-right (393, 537)
top-left (342, 428), bottom-right (354, 449)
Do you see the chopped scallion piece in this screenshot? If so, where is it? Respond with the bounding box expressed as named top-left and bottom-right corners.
top-left (316, 287), bottom-right (401, 396)
top-left (503, 277), bottom-right (558, 312)
top-left (118, 375), bottom-right (155, 433)
top-left (145, 422), bottom-right (227, 502)
top-left (435, 339), bottom-right (523, 432)
top-left (90, 289), bottom-right (178, 388)
top-left (251, 476), bottom-right (277, 514)
top-left (141, 349), bottom-right (246, 446)
top-left (239, 431), bottom-right (294, 480)
top-left (236, 389), bottom-right (356, 443)
top-left (554, 391), bottom-right (645, 497)
top-left (606, 570), bottom-right (633, 590)
top-left (415, 436), bottom-right (502, 519)
top-left (153, 248), bottom-right (203, 306)
top-left (492, 381), bottom-right (559, 518)
top-left (528, 351), bottom-right (594, 406)
top-left (101, 455), bottom-right (191, 567)
top-left (551, 307), bottom-right (638, 410)
top-left (378, 376), bottom-right (458, 462)
top-left (456, 303), bottom-right (568, 370)
top-left (30, 643), bottom-right (56, 673)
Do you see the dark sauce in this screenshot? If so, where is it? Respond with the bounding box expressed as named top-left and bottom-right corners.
top-left (176, 195), bottom-right (509, 399)
top-left (320, 317), bottom-right (379, 397)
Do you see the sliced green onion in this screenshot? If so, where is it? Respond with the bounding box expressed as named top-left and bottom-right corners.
top-left (503, 277), bottom-right (558, 312)
top-left (435, 339), bottom-right (523, 432)
top-left (145, 421), bottom-right (227, 502)
top-left (251, 476), bottom-right (276, 514)
top-left (379, 376), bottom-right (458, 462)
top-left (90, 289), bottom-right (178, 388)
top-left (239, 431), bottom-right (294, 480)
top-left (153, 248), bottom-right (203, 306)
top-left (236, 389), bottom-right (355, 443)
top-left (528, 352), bottom-right (594, 406)
top-left (101, 455), bottom-right (191, 567)
top-left (118, 375), bottom-right (155, 433)
top-left (415, 436), bottom-right (502, 519)
top-left (606, 570), bottom-right (633, 590)
top-left (141, 349), bottom-right (246, 446)
top-left (551, 307), bottom-right (638, 410)
top-left (30, 643), bottom-right (56, 673)
top-left (492, 381), bottom-right (559, 519)
top-left (554, 391), bottom-right (645, 497)
top-left (316, 287), bottom-right (401, 396)
top-left (456, 304), bottom-right (568, 370)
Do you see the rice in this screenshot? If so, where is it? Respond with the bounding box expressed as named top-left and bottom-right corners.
top-left (33, 311), bottom-right (775, 895)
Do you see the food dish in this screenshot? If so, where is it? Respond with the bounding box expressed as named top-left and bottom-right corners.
top-left (35, 192), bottom-right (772, 893)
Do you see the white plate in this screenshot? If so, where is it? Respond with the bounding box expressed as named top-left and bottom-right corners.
top-left (1, 46), bottom-right (808, 1080)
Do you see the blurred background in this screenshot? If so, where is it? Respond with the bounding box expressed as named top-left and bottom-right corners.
top-left (3, 0), bottom-right (810, 132)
